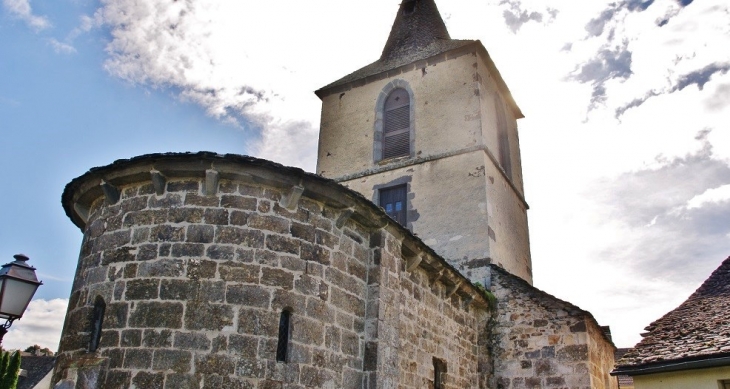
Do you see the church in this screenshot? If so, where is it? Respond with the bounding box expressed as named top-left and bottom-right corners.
top-left (52, 1), bottom-right (617, 388)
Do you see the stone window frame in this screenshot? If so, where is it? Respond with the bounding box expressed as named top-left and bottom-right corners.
top-left (374, 79), bottom-right (415, 162)
top-left (720, 379), bottom-right (730, 389)
top-left (88, 296), bottom-right (105, 353)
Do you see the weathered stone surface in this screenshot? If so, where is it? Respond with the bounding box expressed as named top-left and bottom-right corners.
top-left (129, 302), bottom-right (183, 328)
top-left (153, 349), bottom-right (192, 373)
top-left (184, 302), bottom-right (234, 331)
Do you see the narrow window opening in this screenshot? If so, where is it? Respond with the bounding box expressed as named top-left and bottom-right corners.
top-left (88, 296), bottom-right (105, 352)
top-left (720, 379), bottom-right (730, 389)
top-left (379, 185), bottom-right (407, 226)
top-left (433, 357), bottom-right (447, 389)
top-left (276, 310), bottom-right (291, 362)
top-left (383, 88), bottom-right (411, 159)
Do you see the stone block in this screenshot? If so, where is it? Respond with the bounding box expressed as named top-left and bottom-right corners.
top-left (301, 242), bottom-right (331, 265)
top-left (150, 225), bottom-right (185, 242)
top-left (164, 373), bottom-right (200, 389)
top-left (138, 259), bottom-right (185, 277)
top-left (144, 329), bottom-right (173, 348)
top-left (104, 370), bottom-right (132, 389)
top-left (265, 235), bottom-right (300, 255)
top-left (216, 226), bottom-right (264, 247)
top-left (207, 245), bottom-right (235, 260)
top-left (187, 225), bottom-right (215, 243)
top-left (129, 302), bottom-right (183, 328)
top-left (227, 285), bottom-right (270, 307)
top-left (237, 308), bottom-right (278, 336)
top-left (169, 208), bottom-right (204, 223)
top-left (120, 329), bottom-right (142, 347)
top-left (133, 372), bottom-right (164, 389)
top-left (153, 349), bottom-right (192, 373)
top-left (204, 208), bottom-right (229, 225)
top-left (102, 246), bottom-right (136, 265)
top-left (171, 243), bottom-right (205, 258)
top-left (125, 279), bottom-right (159, 300)
top-left (290, 222), bottom-right (315, 242)
top-left (195, 354), bottom-right (236, 375)
top-left (187, 259), bottom-right (218, 279)
top-left (124, 349), bottom-right (153, 369)
top-left (228, 334), bottom-right (258, 359)
top-left (161, 279), bottom-right (199, 301)
top-left (185, 302), bottom-right (234, 331)
top-left (185, 193), bottom-right (219, 207)
top-left (248, 214), bottom-right (290, 234)
top-left (556, 345), bottom-right (588, 362)
top-left (175, 331), bottom-right (211, 350)
top-left (219, 263), bottom-right (260, 283)
top-left (261, 268), bottom-right (294, 289)
top-left (221, 195), bottom-right (257, 210)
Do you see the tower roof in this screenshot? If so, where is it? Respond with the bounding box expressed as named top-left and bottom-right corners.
top-left (380, 0), bottom-right (453, 61)
top-left (315, 0), bottom-right (475, 96)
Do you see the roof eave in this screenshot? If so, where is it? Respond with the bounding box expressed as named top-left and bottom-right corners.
top-left (612, 354), bottom-right (730, 376)
top-left (315, 41), bottom-right (525, 120)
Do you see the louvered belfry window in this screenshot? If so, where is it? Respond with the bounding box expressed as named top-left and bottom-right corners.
top-left (383, 88), bottom-right (411, 159)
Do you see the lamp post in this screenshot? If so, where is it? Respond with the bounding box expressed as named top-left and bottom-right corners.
top-left (0, 254), bottom-right (43, 346)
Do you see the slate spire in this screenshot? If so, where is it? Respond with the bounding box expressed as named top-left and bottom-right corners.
top-left (381, 0), bottom-right (452, 61)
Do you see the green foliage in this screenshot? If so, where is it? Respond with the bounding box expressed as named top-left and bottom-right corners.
top-left (473, 282), bottom-right (498, 311)
top-left (0, 350), bottom-right (21, 389)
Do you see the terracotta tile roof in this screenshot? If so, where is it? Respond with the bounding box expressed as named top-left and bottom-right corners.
top-left (614, 256), bottom-right (730, 372)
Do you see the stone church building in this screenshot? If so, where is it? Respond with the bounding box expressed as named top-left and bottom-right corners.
top-left (52, 1), bottom-right (617, 388)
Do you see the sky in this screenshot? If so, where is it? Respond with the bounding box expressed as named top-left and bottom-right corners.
top-left (0, 0), bottom-right (728, 352)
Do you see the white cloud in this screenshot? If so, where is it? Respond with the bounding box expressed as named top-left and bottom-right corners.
top-left (687, 184), bottom-right (730, 209)
top-left (2, 0), bottom-right (50, 31)
top-left (3, 298), bottom-right (67, 352)
top-left (49, 38), bottom-right (76, 54)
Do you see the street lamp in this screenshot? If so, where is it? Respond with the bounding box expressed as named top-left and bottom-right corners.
top-left (0, 254), bottom-right (43, 345)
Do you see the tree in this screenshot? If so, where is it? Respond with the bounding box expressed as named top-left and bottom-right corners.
top-left (0, 350), bottom-right (20, 389)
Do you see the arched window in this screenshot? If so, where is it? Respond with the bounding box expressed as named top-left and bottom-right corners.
top-left (88, 296), bottom-right (105, 352)
top-left (383, 88), bottom-right (411, 159)
top-left (276, 310), bottom-right (291, 362)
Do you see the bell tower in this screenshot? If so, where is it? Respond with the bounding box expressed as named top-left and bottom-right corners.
top-left (315, 0), bottom-right (533, 284)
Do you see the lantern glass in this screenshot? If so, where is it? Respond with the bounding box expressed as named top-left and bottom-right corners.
top-left (0, 277), bottom-right (39, 318)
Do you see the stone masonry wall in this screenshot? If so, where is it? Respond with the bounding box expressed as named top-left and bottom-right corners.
top-left (370, 231), bottom-right (491, 388)
top-left (488, 266), bottom-right (618, 389)
top-left (56, 153), bottom-right (492, 389)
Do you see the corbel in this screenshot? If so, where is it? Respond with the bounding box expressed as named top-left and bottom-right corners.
top-left (74, 202), bottom-right (90, 224)
top-left (280, 185), bottom-right (305, 210)
top-left (100, 180), bottom-right (120, 204)
top-left (428, 269), bottom-right (444, 287)
top-left (405, 254), bottom-right (423, 272)
top-left (336, 208), bottom-right (355, 229)
top-left (445, 279), bottom-right (464, 298)
top-left (150, 170), bottom-right (166, 196)
top-left (205, 169), bottom-right (219, 196)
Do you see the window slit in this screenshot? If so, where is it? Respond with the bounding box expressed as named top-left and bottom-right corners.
top-left (276, 310), bottom-right (291, 362)
top-left (88, 296), bottom-right (105, 352)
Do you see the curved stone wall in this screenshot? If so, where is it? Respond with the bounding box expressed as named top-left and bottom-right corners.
top-left (54, 153), bottom-right (490, 389)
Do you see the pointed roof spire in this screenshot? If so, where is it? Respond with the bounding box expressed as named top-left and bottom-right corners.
top-left (381, 0), bottom-right (452, 61)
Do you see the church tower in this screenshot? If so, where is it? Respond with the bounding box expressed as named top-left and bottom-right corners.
top-left (315, 0), bottom-right (532, 284)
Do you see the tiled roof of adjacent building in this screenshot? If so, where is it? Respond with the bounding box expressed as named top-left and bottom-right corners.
top-left (18, 356), bottom-right (56, 389)
top-left (613, 256), bottom-right (730, 375)
top-left (315, 0), bottom-right (475, 95)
